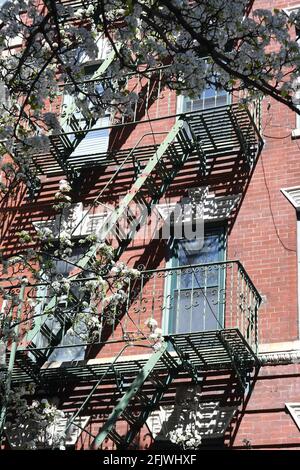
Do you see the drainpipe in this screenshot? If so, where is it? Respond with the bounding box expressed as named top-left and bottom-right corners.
top-left (0, 279), bottom-right (26, 442)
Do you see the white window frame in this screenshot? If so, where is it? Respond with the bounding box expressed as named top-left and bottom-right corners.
top-left (177, 88), bottom-right (231, 115)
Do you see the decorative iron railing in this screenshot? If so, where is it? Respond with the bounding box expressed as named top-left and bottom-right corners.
top-left (0, 260), bottom-right (261, 367)
top-left (129, 260), bottom-right (261, 354)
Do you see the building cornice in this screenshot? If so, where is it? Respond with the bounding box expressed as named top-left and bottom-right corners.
top-left (259, 350), bottom-right (300, 365)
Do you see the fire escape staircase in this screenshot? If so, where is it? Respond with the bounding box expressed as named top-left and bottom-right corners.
top-left (88, 330), bottom-right (259, 449)
top-left (16, 117), bottom-right (197, 365)
top-left (91, 341), bottom-right (178, 449)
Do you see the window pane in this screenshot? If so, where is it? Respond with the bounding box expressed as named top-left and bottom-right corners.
top-left (183, 86), bottom-right (229, 111)
top-left (167, 228), bottom-right (225, 334)
top-left (177, 234), bottom-right (223, 286)
top-left (171, 288), bottom-right (220, 333)
top-left (204, 87), bottom-right (216, 99)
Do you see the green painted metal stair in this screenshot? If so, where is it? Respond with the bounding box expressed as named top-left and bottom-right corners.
top-left (89, 329), bottom-right (259, 449)
top-left (91, 340), bottom-right (179, 449)
top-left (17, 117), bottom-right (196, 364)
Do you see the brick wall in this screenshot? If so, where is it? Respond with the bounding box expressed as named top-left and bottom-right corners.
top-left (233, 363), bottom-right (300, 449)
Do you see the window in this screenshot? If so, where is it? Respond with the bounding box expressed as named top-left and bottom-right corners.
top-left (164, 226), bottom-right (226, 335)
top-left (281, 186), bottom-right (300, 339)
top-left (291, 76), bottom-right (300, 132)
top-left (286, 403), bottom-right (300, 431)
top-left (62, 75), bottom-right (110, 159)
top-left (61, 36), bottom-right (112, 159)
top-left (32, 246), bottom-right (88, 363)
top-left (183, 86), bottom-right (230, 113)
top-left (283, 7), bottom-right (300, 135)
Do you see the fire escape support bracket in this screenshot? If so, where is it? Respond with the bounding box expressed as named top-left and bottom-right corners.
top-left (166, 335), bottom-right (202, 384)
top-left (217, 331), bottom-right (249, 391)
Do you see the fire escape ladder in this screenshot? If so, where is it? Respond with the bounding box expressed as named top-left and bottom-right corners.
top-left (48, 47), bottom-right (117, 178)
top-left (17, 118), bottom-right (196, 365)
top-left (91, 341), bottom-right (179, 449)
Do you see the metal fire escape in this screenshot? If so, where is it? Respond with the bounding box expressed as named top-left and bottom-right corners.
top-left (90, 331), bottom-right (259, 449)
top-left (16, 116), bottom-right (196, 367)
top-left (2, 36), bottom-right (264, 450)
top-left (8, 326), bottom-right (260, 449)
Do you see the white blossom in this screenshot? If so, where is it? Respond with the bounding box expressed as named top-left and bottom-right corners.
top-left (145, 317), bottom-right (158, 330)
top-left (59, 179), bottom-right (71, 193)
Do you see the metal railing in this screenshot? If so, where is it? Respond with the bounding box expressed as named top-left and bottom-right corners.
top-left (129, 260), bottom-right (261, 353)
top-left (53, 67), bottom-right (262, 134)
top-left (0, 260), bottom-right (261, 362)
top-left (52, 66), bottom-right (173, 130)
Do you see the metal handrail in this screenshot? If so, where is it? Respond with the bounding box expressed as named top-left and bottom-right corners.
top-left (70, 130), bottom-right (169, 236)
top-left (0, 259), bottom-right (261, 301)
top-left (48, 102), bottom-right (249, 138)
top-left (141, 259), bottom-right (261, 302)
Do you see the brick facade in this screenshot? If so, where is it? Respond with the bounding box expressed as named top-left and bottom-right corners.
top-left (1, 0), bottom-right (300, 451)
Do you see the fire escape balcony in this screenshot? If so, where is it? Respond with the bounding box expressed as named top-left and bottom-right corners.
top-left (130, 259), bottom-right (261, 371)
top-left (1, 259), bottom-right (261, 449)
top-left (24, 63), bottom-right (263, 191)
top-left (27, 102), bottom-right (263, 200)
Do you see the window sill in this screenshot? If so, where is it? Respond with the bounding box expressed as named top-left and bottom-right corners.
top-left (292, 128), bottom-right (300, 139)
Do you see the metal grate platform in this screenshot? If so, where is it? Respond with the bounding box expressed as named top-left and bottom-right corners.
top-left (28, 104), bottom-right (263, 180)
top-left (11, 329), bottom-right (259, 385)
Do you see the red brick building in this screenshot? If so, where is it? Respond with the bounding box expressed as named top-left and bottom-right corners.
top-left (1, 0), bottom-right (300, 451)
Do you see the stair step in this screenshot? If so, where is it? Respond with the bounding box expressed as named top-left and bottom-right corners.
top-left (91, 342), bottom-right (170, 449)
top-left (108, 428), bottom-right (124, 446)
